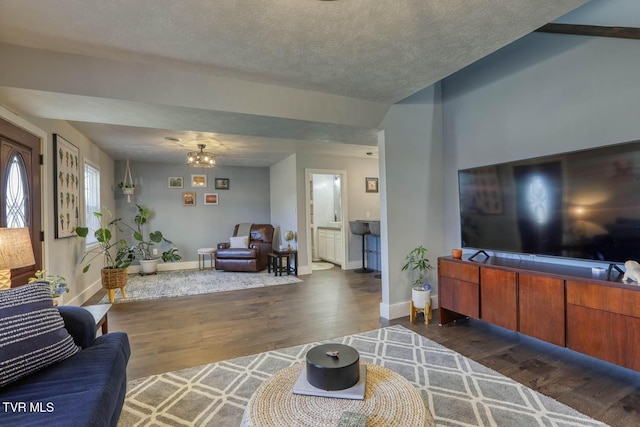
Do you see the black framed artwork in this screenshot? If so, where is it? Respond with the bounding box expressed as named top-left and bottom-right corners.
top-left (215, 178), bottom-right (230, 190)
top-left (53, 134), bottom-right (80, 238)
top-left (366, 177), bottom-right (379, 193)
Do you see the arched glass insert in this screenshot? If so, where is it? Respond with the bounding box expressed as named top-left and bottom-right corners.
top-left (5, 154), bottom-right (29, 228)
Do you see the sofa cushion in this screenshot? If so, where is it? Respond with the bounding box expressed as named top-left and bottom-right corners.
top-left (0, 332), bottom-right (131, 427)
top-left (229, 235), bottom-right (249, 248)
top-left (0, 283), bottom-right (79, 387)
top-left (216, 247), bottom-right (257, 259)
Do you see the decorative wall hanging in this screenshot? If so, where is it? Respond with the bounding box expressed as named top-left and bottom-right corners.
top-left (183, 191), bottom-right (196, 206)
top-left (191, 174), bottom-right (207, 187)
top-left (204, 193), bottom-right (219, 205)
top-left (366, 177), bottom-right (379, 193)
top-left (168, 176), bottom-right (184, 188)
top-left (54, 134), bottom-right (80, 238)
top-left (214, 178), bottom-right (230, 190)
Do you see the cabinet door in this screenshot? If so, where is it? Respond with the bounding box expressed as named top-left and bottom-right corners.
top-left (439, 277), bottom-right (479, 319)
top-left (318, 230), bottom-right (327, 260)
top-left (326, 230), bottom-right (335, 261)
top-left (334, 231), bottom-right (343, 265)
top-left (518, 274), bottom-right (565, 346)
top-left (566, 281), bottom-right (640, 371)
top-left (480, 268), bottom-right (517, 331)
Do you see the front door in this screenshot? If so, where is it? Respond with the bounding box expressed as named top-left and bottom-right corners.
top-left (0, 117), bottom-right (42, 286)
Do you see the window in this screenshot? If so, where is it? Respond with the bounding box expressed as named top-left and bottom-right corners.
top-left (5, 154), bottom-right (28, 228)
top-left (84, 161), bottom-right (100, 246)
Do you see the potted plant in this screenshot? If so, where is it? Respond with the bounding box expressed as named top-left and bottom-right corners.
top-left (75, 208), bottom-right (135, 296)
top-left (28, 270), bottom-right (69, 305)
top-left (401, 245), bottom-right (434, 311)
top-left (127, 204), bottom-right (181, 275)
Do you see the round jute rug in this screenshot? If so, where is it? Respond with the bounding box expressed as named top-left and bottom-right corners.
top-left (311, 262), bottom-right (335, 271)
top-left (241, 362), bottom-right (435, 427)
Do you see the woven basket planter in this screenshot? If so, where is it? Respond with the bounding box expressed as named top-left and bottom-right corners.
top-left (101, 267), bottom-right (128, 289)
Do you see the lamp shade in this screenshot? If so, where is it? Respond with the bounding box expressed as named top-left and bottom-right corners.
top-left (0, 228), bottom-right (35, 270)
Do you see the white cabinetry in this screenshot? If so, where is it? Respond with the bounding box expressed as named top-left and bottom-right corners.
top-left (317, 227), bottom-right (343, 265)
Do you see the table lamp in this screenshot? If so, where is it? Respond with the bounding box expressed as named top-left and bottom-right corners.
top-left (0, 228), bottom-right (36, 290)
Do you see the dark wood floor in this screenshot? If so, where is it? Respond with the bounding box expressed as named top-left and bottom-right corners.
top-left (84, 267), bottom-right (639, 426)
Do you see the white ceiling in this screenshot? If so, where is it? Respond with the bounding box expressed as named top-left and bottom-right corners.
top-left (0, 0), bottom-right (589, 166)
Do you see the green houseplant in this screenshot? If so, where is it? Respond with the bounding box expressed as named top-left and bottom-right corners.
top-left (401, 245), bottom-right (434, 315)
top-left (28, 270), bottom-right (69, 303)
top-left (127, 204), bottom-right (181, 275)
top-left (401, 245), bottom-right (434, 287)
top-left (75, 208), bottom-right (135, 301)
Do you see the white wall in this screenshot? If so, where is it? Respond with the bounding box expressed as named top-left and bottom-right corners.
top-left (270, 154), bottom-right (297, 249)
top-left (442, 32), bottom-right (640, 266)
top-left (379, 84), bottom-right (445, 319)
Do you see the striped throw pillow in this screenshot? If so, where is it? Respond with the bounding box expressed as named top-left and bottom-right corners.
top-left (0, 282), bottom-right (80, 387)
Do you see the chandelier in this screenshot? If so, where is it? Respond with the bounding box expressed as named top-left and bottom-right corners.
top-left (187, 144), bottom-right (216, 168)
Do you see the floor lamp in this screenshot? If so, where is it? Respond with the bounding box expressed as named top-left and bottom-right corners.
top-left (0, 228), bottom-right (36, 290)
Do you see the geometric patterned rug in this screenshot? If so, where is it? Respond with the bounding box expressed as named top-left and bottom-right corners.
top-left (117, 325), bottom-right (607, 426)
top-left (98, 269), bottom-right (302, 304)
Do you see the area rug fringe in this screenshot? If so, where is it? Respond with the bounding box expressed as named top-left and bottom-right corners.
top-left (98, 269), bottom-right (302, 304)
top-left (118, 325), bottom-right (607, 427)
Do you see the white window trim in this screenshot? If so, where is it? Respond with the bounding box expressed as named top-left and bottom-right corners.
top-left (83, 159), bottom-right (100, 248)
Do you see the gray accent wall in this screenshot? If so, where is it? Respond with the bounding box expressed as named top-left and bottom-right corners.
top-left (115, 161), bottom-right (271, 263)
top-left (379, 84), bottom-right (445, 315)
top-left (442, 32), bottom-right (640, 266)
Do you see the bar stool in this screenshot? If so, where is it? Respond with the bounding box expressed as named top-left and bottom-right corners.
top-left (368, 221), bottom-right (381, 278)
top-left (349, 221), bottom-right (373, 273)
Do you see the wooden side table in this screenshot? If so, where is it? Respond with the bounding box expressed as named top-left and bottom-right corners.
top-left (83, 304), bottom-right (112, 334)
top-left (271, 249), bottom-right (298, 276)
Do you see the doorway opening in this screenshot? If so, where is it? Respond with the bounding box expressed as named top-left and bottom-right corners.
top-left (305, 169), bottom-right (347, 272)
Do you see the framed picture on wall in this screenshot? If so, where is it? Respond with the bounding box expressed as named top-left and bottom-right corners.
top-left (204, 193), bottom-right (219, 205)
top-left (366, 177), bottom-right (379, 193)
top-left (53, 134), bottom-right (80, 238)
top-left (191, 174), bottom-right (207, 188)
top-left (168, 176), bottom-right (183, 188)
top-left (182, 191), bottom-right (196, 206)
top-left (214, 178), bottom-right (230, 190)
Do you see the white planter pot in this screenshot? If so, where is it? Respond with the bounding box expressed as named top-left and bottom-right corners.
top-left (411, 286), bottom-right (431, 309)
top-left (139, 259), bottom-right (158, 275)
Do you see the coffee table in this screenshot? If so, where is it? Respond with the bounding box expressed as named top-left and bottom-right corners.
top-left (241, 361), bottom-right (435, 427)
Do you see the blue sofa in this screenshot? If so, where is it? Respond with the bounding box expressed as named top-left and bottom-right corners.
top-left (0, 306), bottom-right (131, 427)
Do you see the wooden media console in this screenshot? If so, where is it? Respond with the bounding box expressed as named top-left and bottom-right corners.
top-left (438, 256), bottom-right (640, 372)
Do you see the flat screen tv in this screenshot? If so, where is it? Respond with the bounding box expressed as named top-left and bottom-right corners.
top-left (458, 139), bottom-right (640, 264)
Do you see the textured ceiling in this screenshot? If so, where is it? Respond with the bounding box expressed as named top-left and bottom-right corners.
top-left (0, 0), bottom-right (589, 166)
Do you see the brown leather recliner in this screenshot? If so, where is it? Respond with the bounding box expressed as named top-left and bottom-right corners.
top-left (215, 224), bottom-right (274, 272)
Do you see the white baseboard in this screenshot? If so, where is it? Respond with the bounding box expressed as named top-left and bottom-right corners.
top-left (298, 265), bottom-right (312, 276)
top-left (66, 278), bottom-right (102, 307)
top-left (127, 260), bottom-right (198, 274)
top-left (379, 295), bottom-right (438, 320)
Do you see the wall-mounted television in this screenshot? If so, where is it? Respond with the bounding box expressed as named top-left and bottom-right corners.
top-left (458, 139), bottom-right (640, 264)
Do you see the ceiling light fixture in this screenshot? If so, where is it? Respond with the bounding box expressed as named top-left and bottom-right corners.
top-left (187, 144), bottom-right (216, 168)
top-left (164, 136), bottom-right (181, 142)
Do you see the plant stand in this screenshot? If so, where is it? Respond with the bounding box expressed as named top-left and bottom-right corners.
top-left (410, 286), bottom-right (432, 324)
top-left (101, 267), bottom-right (128, 303)
top-left (410, 300), bottom-right (432, 324)
top-left (121, 159), bottom-right (135, 203)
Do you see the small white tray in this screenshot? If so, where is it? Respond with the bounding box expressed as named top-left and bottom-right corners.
top-left (292, 365), bottom-right (366, 400)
